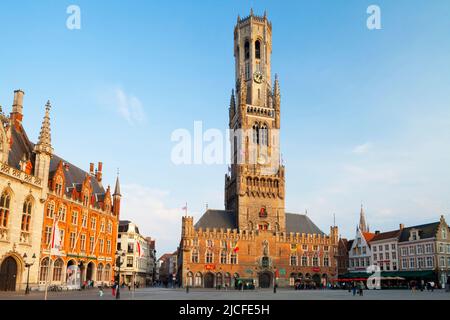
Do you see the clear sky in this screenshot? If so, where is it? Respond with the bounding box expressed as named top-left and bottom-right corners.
top-left (1, 0), bottom-right (450, 256)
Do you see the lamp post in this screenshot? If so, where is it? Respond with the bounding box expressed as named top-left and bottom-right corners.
top-left (115, 250), bottom-right (125, 300)
top-left (23, 253), bottom-right (36, 295)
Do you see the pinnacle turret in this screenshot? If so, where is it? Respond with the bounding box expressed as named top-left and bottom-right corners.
top-left (34, 100), bottom-right (53, 155)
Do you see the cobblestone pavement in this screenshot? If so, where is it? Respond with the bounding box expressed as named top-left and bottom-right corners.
top-left (1, 287), bottom-right (449, 300)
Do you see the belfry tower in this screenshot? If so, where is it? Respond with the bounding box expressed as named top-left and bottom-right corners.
top-left (225, 11), bottom-right (286, 233)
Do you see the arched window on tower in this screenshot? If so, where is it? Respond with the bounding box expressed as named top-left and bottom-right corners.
top-left (255, 40), bottom-right (261, 59)
top-left (260, 124), bottom-right (268, 146)
top-left (252, 124), bottom-right (259, 145)
top-left (244, 41), bottom-right (250, 60)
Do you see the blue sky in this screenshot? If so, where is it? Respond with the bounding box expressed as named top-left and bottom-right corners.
top-left (1, 0), bottom-right (450, 255)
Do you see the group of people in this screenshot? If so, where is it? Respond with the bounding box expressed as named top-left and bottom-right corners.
top-left (348, 281), bottom-right (365, 296)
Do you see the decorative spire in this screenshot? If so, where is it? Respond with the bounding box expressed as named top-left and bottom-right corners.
top-left (230, 89), bottom-right (235, 110)
top-left (34, 100), bottom-right (53, 155)
top-left (113, 170), bottom-right (121, 197)
top-left (273, 74), bottom-right (280, 108)
top-left (359, 204), bottom-right (368, 233)
top-left (250, 8), bottom-right (254, 16)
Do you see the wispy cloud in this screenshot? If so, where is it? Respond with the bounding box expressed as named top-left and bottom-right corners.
top-left (352, 142), bottom-right (371, 154)
top-left (97, 86), bottom-right (147, 126)
top-left (120, 184), bottom-right (187, 255)
top-left (115, 88), bottom-right (146, 125)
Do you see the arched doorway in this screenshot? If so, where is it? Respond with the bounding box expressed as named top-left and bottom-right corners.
top-left (259, 272), bottom-right (272, 288)
top-left (312, 274), bottom-right (321, 286)
top-left (86, 262), bottom-right (95, 282)
top-left (204, 272), bottom-right (214, 288)
top-left (0, 257), bottom-right (18, 291)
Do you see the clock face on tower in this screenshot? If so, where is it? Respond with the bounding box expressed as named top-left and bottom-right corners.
top-left (253, 71), bottom-right (263, 84)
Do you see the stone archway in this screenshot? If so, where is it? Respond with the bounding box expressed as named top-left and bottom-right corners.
top-left (0, 256), bottom-right (18, 291)
top-left (259, 271), bottom-right (272, 288)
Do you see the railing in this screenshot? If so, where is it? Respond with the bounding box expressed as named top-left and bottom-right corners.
top-left (0, 162), bottom-right (42, 187)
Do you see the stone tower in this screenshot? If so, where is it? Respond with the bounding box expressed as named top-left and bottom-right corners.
top-left (225, 11), bottom-right (286, 233)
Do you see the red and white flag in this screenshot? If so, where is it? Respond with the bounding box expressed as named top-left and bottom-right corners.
top-left (50, 222), bottom-right (62, 256)
top-left (137, 242), bottom-right (144, 257)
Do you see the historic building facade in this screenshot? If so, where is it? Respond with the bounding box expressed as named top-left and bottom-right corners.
top-left (0, 90), bottom-right (47, 291)
top-left (178, 11), bottom-right (339, 289)
top-left (117, 220), bottom-right (155, 287)
top-left (0, 88), bottom-right (121, 291)
top-left (39, 162), bottom-right (120, 289)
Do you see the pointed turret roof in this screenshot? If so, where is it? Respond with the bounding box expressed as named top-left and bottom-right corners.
top-left (113, 175), bottom-right (121, 196)
top-left (359, 204), bottom-right (368, 233)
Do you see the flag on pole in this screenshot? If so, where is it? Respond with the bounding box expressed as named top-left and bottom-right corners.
top-left (232, 242), bottom-right (239, 253)
top-left (182, 202), bottom-right (188, 217)
top-left (50, 220), bottom-right (62, 256)
top-left (137, 242), bottom-right (144, 257)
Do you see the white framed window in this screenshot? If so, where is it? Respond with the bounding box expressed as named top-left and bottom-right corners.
top-left (71, 211), bottom-right (78, 225)
top-left (425, 243), bottom-right (433, 254)
top-left (402, 258), bottom-right (408, 269)
top-left (290, 255), bottom-right (297, 266)
top-left (426, 256), bottom-right (433, 268)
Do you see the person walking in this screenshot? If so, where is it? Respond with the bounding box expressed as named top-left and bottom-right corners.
top-left (99, 286), bottom-right (104, 297)
top-left (111, 282), bottom-right (116, 297)
top-left (352, 282), bottom-right (357, 296)
top-left (358, 281), bottom-right (364, 296)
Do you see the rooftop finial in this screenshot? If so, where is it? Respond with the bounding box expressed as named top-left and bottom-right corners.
top-left (250, 8), bottom-right (254, 16)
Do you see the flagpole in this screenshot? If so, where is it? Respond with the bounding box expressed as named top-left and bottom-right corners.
top-left (44, 215), bottom-right (58, 300)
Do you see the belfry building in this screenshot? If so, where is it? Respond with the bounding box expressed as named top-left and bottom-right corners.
top-left (179, 11), bottom-right (339, 288)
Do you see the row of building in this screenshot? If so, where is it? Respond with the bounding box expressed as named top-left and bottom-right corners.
top-left (0, 89), bottom-right (158, 291)
top-left (336, 207), bottom-right (450, 287)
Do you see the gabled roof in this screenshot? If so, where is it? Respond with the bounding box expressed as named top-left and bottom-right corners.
top-left (8, 125), bottom-right (35, 169)
top-left (49, 154), bottom-right (105, 196)
top-left (362, 232), bottom-right (376, 243)
top-left (370, 230), bottom-right (401, 242)
top-left (347, 239), bottom-right (354, 251)
top-left (399, 222), bottom-right (440, 242)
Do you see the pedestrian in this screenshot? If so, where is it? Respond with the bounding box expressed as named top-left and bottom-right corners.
top-left (128, 283), bottom-right (131, 291)
top-left (430, 281), bottom-right (435, 292)
top-left (352, 282), bottom-right (356, 296)
top-left (358, 281), bottom-right (364, 296)
top-left (421, 279), bottom-right (425, 292)
top-left (99, 286), bottom-right (104, 297)
top-left (446, 277), bottom-right (450, 292)
top-left (111, 282), bottom-right (116, 297)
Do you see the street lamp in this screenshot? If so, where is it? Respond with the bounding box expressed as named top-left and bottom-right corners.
top-left (23, 253), bottom-right (36, 295)
top-left (115, 250), bottom-right (125, 300)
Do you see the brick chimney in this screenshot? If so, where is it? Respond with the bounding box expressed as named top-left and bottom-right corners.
top-left (89, 163), bottom-right (94, 175)
top-left (11, 89), bottom-right (25, 127)
top-left (96, 162), bottom-right (103, 183)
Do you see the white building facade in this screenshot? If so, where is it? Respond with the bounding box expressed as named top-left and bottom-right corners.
top-left (117, 221), bottom-right (155, 287)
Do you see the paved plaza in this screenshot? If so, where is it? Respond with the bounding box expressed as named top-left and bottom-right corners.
top-left (1, 287), bottom-right (449, 300)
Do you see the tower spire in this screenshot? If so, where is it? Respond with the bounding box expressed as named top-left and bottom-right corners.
top-left (359, 203), bottom-right (368, 233)
top-left (113, 170), bottom-right (121, 196)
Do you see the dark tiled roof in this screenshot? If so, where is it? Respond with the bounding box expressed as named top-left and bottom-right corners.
top-left (399, 222), bottom-right (440, 242)
top-left (194, 210), bottom-right (325, 235)
top-left (347, 239), bottom-right (354, 251)
top-left (8, 126), bottom-right (35, 169)
top-left (285, 213), bottom-right (325, 235)
top-left (371, 229), bottom-right (401, 242)
top-left (49, 154), bottom-right (105, 196)
top-left (194, 209), bottom-right (237, 230)
top-left (118, 220), bottom-right (140, 234)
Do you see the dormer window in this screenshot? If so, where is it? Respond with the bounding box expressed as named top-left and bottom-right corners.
top-left (55, 176), bottom-right (63, 196)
